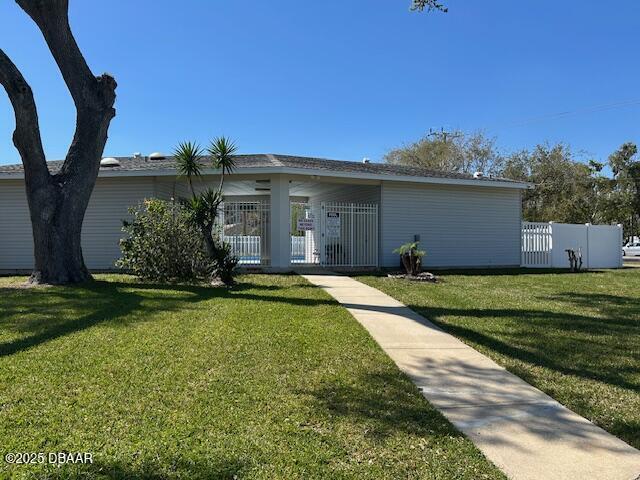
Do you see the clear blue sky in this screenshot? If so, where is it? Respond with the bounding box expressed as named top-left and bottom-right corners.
top-left (0, 0), bottom-right (638, 166)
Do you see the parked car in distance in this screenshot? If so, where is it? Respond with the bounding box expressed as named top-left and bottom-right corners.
top-left (623, 242), bottom-right (640, 256)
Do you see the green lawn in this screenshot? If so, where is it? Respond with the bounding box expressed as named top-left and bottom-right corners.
top-left (0, 275), bottom-right (503, 480)
top-left (358, 268), bottom-right (640, 450)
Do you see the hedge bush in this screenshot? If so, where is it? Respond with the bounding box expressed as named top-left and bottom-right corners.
top-left (117, 199), bottom-right (214, 282)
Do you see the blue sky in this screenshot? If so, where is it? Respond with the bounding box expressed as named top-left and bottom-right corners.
top-left (0, 0), bottom-right (638, 166)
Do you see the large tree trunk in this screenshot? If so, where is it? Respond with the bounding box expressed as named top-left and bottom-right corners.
top-left (29, 187), bottom-right (89, 284)
top-left (0, 0), bottom-right (116, 284)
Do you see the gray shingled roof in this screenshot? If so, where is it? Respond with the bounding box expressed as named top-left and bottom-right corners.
top-left (0, 153), bottom-right (523, 184)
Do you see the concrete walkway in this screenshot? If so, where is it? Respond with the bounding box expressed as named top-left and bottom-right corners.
top-left (301, 273), bottom-right (640, 480)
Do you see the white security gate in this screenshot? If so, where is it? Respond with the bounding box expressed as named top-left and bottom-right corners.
top-left (320, 202), bottom-right (378, 267)
top-left (219, 201), bottom-right (270, 265)
top-left (521, 222), bottom-right (552, 267)
top-left (289, 201), bottom-right (378, 267)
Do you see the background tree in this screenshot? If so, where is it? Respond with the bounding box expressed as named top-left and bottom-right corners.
top-left (0, 0), bottom-right (116, 285)
top-left (502, 144), bottom-right (600, 224)
top-left (384, 130), bottom-right (504, 176)
top-left (607, 142), bottom-right (639, 240)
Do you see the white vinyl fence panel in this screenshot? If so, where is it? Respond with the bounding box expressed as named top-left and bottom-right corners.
top-left (224, 236), bottom-right (262, 265)
top-left (522, 222), bottom-right (623, 269)
top-left (521, 222), bottom-right (552, 267)
top-left (587, 225), bottom-right (623, 268)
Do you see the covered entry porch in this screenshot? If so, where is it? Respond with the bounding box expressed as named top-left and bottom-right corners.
top-left (219, 174), bottom-right (380, 270)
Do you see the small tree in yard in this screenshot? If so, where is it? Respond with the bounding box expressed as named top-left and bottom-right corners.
top-left (394, 241), bottom-right (426, 276)
top-left (174, 137), bottom-right (239, 285)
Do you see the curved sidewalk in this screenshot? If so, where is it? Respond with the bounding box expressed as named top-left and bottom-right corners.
top-left (301, 273), bottom-right (640, 480)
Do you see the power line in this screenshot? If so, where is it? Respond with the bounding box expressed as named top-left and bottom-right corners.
top-left (502, 98), bottom-right (640, 129)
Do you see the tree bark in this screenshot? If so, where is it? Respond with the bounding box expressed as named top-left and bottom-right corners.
top-left (30, 185), bottom-right (89, 284)
top-left (0, 0), bottom-right (116, 284)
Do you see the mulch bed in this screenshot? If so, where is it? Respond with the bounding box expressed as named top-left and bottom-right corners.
top-left (387, 272), bottom-right (438, 282)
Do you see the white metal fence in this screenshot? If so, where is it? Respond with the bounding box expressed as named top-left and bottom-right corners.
top-left (289, 201), bottom-right (379, 267)
top-left (225, 235), bottom-right (305, 265)
top-left (290, 202), bottom-right (320, 265)
top-left (219, 201), bottom-right (270, 265)
top-left (522, 222), bottom-right (623, 269)
top-left (291, 236), bottom-right (306, 260)
top-left (320, 202), bottom-right (378, 267)
top-left (222, 200), bottom-right (379, 268)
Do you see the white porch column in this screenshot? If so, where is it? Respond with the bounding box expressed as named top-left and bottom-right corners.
top-left (270, 175), bottom-right (290, 269)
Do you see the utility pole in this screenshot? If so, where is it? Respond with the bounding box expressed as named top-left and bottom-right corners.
top-left (427, 127), bottom-right (463, 143)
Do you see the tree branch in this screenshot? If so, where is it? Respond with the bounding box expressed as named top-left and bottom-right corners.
top-left (411, 0), bottom-right (448, 12)
top-left (15, 0), bottom-right (114, 111)
top-left (15, 0), bottom-right (117, 186)
top-left (0, 47), bottom-right (49, 184)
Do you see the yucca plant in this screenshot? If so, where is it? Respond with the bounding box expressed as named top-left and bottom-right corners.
top-left (208, 136), bottom-right (237, 192)
top-left (173, 136), bottom-right (239, 285)
top-left (174, 141), bottom-right (204, 196)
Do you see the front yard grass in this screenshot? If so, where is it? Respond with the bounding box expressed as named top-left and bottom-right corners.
top-left (358, 268), bottom-right (640, 449)
top-left (0, 274), bottom-right (504, 480)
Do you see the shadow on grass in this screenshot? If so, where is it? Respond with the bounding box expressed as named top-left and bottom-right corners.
top-left (545, 292), bottom-right (640, 321)
top-left (298, 370), bottom-right (463, 441)
top-left (393, 301), bottom-right (640, 393)
top-left (0, 278), bottom-right (335, 358)
top-left (36, 456), bottom-right (247, 480)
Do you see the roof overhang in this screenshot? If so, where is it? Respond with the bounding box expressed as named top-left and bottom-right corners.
top-left (0, 166), bottom-right (532, 189)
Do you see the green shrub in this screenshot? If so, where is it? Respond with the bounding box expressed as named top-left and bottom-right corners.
top-left (117, 199), bottom-right (214, 282)
top-left (393, 241), bottom-right (426, 276)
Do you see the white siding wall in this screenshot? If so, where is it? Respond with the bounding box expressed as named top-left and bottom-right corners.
top-left (0, 180), bottom-right (34, 270)
top-left (0, 177), bottom-right (156, 271)
top-left (381, 182), bottom-right (522, 268)
top-left (307, 184), bottom-right (380, 205)
top-left (83, 177), bottom-right (156, 269)
top-left (154, 178), bottom-right (176, 200)
top-left (154, 178), bottom-right (192, 201)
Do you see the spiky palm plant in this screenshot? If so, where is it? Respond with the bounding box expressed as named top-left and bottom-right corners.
top-left (208, 136), bottom-right (237, 192)
top-left (393, 241), bottom-right (426, 276)
top-left (172, 136), bottom-right (239, 285)
top-left (174, 141), bottom-right (204, 196)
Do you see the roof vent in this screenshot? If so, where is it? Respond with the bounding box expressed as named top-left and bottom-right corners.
top-left (100, 157), bottom-right (120, 168)
top-left (362, 157), bottom-right (370, 164)
top-left (473, 171), bottom-right (484, 179)
top-left (149, 152), bottom-right (166, 160)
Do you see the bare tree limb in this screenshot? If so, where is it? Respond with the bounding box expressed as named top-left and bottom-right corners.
top-left (0, 47), bottom-right (49, 185)
top-left (410, 0), bottom-right (448, 12)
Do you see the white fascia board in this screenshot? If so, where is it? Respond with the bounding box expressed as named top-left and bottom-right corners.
top-left (0, 166), bottom-right (532, 189)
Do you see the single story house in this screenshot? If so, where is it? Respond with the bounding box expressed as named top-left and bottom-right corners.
top-left (0, 154), bottom-right (530, 272)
